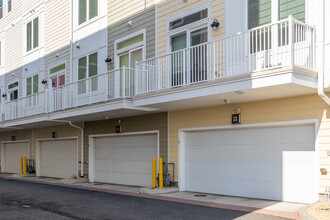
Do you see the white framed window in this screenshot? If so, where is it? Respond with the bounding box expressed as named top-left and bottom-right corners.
top-left (26, 17), bottom-right (39, 52)
top-left (26, 74), bottom-right (38, 96)
top-left (0, 4), bottom-right (3, 19)
top-left (78, 52), bottom-right (98, 94)
top-left (115, 30), bottom-right (146, 69)
top-left (114, 30), bottom-right (146, 97)
top-left (78, 0), bottom-right (98, 25)
top-left (167, 5), bottom-right (211, 85)
top-left (49, 63), bottom-right (66, 88)
top-left (7, 0), bottom-right (11, 13)
top-left (247, 0), bottom-right (305, 29)
top-left (7, 81), bottom-right (18, 101)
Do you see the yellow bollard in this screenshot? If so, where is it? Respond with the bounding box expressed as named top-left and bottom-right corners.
top-left (20, 156), bottom-right (23, 175)
top-left (159, 158), bottom-right (163, 189)
top-left (152, 158), bottom-right (156, 188)
top-left (23, 157), bottom-right (27, 175)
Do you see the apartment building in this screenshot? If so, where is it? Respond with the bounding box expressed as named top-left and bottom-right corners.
top-left (0, 0), bottom-right (329, 204)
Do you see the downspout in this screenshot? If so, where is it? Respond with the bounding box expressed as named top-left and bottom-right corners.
top-left (68, 121), bottom-right (84, 177)
top-left (317, 0), bottom-right (330, 105)
top-left (47, 120), bottom-right (84, 177)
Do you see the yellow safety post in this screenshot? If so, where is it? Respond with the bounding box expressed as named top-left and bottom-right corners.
top-left (159, 158), bottom-right (163, 189)
top-left (20, 156), bottom-right (23, 175)
top-left (152, 158), bottom-right (156, 188)
top-left (23, 157), bottom-right (27, 175)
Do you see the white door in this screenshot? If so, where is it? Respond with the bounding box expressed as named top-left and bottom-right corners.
top-left (39, 139), bottom-right (77, 179)
top-left (2, 142), bottom-right (28, 173)
top-left (92, 133), bottom-right (157, 187)
top-left (182, 124), bottom-right (317, 203)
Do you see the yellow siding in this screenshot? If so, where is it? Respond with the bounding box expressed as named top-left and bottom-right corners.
top-left (156, 0), bottom-right (225, 56)
top-left (108, 0), bottom-right (155, 25)
top-left (169, 94), bottom-right (330, 193)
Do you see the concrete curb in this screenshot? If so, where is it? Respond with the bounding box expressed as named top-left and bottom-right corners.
top-left (139, 187), bottom-right (179, 194)
top-left (0, 175), bottom-right (299, 219)
top-left (298, 206), bottom-right (316, 220)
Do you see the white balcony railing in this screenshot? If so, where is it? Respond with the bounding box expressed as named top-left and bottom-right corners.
top-left (135, 16), bottom-right (315, 94)
top-left (4, 91), bottom-right (47, 121)
top-left (2, 67), bottom-right (135, 121)
top-left (49, 67), bottom-right (135, 112)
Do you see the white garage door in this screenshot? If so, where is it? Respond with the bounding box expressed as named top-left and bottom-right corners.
top-left (2, 142), bottom-right (28, 173)
top-left (93, 133), bottom-right (157, 187)
top-left (39, 139), bottom-right (77, 179)
top-left (183, 124), bottom-right (317, 203)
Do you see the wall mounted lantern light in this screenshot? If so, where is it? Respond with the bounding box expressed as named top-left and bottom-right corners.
top-left (210, 19), bottom-right (220, 29)
top-left (105, 56), bottom-right (112, 64)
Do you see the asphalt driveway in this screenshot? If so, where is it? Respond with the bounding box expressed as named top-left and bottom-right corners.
top-left (0, 178), bottom-right (291, 220)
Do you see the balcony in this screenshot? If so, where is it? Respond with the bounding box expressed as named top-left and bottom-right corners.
top-left (1, 67), bottom-right (137, 125)
top-left (134, 17), bottom-right (317, 109)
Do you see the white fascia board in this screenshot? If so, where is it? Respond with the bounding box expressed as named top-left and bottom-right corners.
top-left (133, 72), bottom-right (317, 107)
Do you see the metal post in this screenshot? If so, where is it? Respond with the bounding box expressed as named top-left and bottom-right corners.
top-left (20, 156), bottom-right (23, 175)
top-left (152, 158), bottom-right (156, 188)
top-left (288, 15), bottom-right (294, 66)
top-left (23, 157), bottom-right (27, 175)
top-left (159, 158), bottom-right (163, 189)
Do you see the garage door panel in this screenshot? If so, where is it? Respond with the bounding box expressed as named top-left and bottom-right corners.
top-left (3, 142), bottom-right (29, 174)
top-left (184, 124), bottom-right (317, 203)
top-left (111, 147), bottom-right (156, 160)
top-left (40, 139), bottom-right (77, 179)
top-left (186, 161), bottom-right (282, 181)
top-left (110, 172), bottom-right (151, 186)
top-left (93, 133), bottom-right (157, 187)
top-left (186, 126), bottom-right (315, 146)
top-left (186, 145), bottom-right (292, 164)
top-left (111, 160), bottom-right (152, 173)
top-left (95, 135), bottom-right (157, 148)
top-left (186, 176), bottom-right (282, 200)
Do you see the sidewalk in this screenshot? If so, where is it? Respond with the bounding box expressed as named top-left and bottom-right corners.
top-left (0, 173), bottom-right (307, 220)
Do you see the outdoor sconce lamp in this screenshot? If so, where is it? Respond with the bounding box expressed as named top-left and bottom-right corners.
top-left (2, 93), bottom-right (6, 98)
top-left (210, 19), bottom-right (220, 29)
top-left (41, 79), bottom-right (47, 84)
top-left (105, 56), bottom-right (112, 64)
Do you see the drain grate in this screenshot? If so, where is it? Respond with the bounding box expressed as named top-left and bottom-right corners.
top-left (93, 183), bottom-right (103, 185)
top-left (193, 194), bottom-right (207, 197)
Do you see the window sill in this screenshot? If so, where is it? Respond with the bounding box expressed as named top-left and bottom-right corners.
top-left (25, 46), bottom-right (44, 57)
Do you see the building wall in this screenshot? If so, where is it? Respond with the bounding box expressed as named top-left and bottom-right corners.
top-left (84, 113), bottom-right (168, 174)
top-left (169, 94), bottom-right (330, 192)
top-left (156, 0), bottom-right (225, 56)
top-left (107, 4), bottom-right (155, 70)
top-left (44, 0), bottom-right (71, 83)
top-left (0, 129), bottom-right (33, 164)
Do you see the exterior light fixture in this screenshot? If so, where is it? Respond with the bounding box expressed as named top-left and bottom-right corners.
top-left (105, 56), bottom-right (112, 64)
top-left (41, 79), bottom-right (47, 84)
top-left (210, 19), bottom-right (220, 29)
top-left (2, 93), bottom-right (6, 98)
top-left (76, 43), bottom-right (80, 49)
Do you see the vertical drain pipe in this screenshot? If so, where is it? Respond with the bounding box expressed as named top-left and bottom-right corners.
top-left (68, 122), bottom-right (84, 177)
top-left (317, 0), bottom-right (330, 105)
